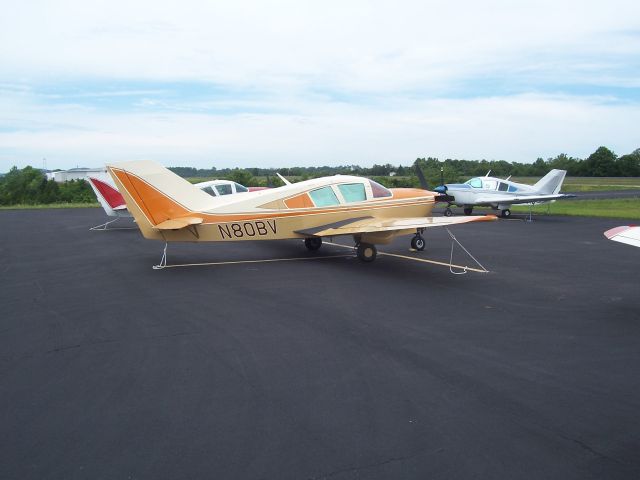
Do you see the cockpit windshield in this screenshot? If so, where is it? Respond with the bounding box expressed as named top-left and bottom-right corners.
top-left (466, 178), bottom-right (483, 188)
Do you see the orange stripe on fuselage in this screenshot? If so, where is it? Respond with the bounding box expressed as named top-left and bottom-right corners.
top-left (284, 193), bottom-right (314, 209)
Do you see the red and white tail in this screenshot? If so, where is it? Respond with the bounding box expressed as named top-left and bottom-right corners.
top-left (88, 177), bottom-right (128, 217)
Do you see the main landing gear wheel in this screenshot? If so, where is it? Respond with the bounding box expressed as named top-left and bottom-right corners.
top-left (304, 237), bottom-right (323, 251)
top-left (411, 235), bottom-right (425, 251)
top-left (356, 243), bottom-right (377, 262)
top-left (444, 207), bottom-right (454, 217)
top-left (463, 207), bottom-right (473, 216)
top-left (501, 209), bottom-right (511, 218)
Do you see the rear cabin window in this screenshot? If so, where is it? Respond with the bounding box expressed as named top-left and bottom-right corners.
top-left (508, 185), bottom-right (518, 192)
top-left (215, 184), bottom-right (233, 196)
top-left (369, 180), bottom-right (392, 198)
top-left (498, 182), bottom-right (509, 191)
top-left (234, 182), bottom-right (248, 193)
top-left (309, 186), bottom-right (340, 206)
top-left (338, 183), bottom-right (366, 202)
top-left (202, 186), bottom-right (217, 197)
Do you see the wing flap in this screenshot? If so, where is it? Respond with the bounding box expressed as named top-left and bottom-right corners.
top-left (312, 215), bottom-right (497, 236)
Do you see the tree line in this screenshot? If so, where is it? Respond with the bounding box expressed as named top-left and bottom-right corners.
top-left (1, 145), bottom-right (638, 205)
top-left (0, 166), bottom-right (95, 205)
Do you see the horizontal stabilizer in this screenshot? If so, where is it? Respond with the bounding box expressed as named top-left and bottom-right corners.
top-left (154, 216), bottom-right (204, 230)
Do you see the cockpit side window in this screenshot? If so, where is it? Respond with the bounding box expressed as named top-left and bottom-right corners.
top-left (467, 178), bottom-right (482, 188)
top-left (369, 180), bottom-right (392, 198)
top-left (498, 182), bottom-right (509, 191)
top-left (338, 183), bottom-right (367, 202)
top-left (215, 184), bottom-right (233, 196)
top-left (309, 186), bottom-right (340, 206)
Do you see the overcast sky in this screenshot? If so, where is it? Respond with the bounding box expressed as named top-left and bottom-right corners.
top-left (1, 0), bottom-right (639, 170)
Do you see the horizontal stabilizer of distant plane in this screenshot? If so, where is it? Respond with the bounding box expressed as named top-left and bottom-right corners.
top-left (604, 225), bottom-right (640, 248)
top-left (465, 192), bottom-right (573, 206)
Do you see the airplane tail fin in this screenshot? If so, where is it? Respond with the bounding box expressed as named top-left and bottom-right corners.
top-left (533, 169), bottom-right (567, 194)
top-left (88, 177), bottom-right (127, 214)
top-left (107, 160), bottom-right (214, 239)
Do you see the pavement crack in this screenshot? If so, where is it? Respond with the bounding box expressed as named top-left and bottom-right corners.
top-left (558, 433), bottom-right (626, 466)
top-left (307, 447), bottom-right (443, 479)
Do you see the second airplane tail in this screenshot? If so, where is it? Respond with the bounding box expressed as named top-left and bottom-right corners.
top-left (533, 169), bottom-right (567, 195)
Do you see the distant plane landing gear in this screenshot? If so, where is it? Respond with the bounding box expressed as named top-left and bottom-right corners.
top-left (411, 232), bottom-right (425, 251)
top-left (356, 243), bottom-right (377, 262)
top-left (444, 207), bottom-right (454, 217)
top-left (463, 207), bottom-right (473, 216)
top-left (304, 237), bottom-right (323, 251)
top-left (501, 209), bottom-right (511, 218)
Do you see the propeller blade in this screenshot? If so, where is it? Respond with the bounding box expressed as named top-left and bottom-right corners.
top-left (414, 164), bottom-right (429, 190)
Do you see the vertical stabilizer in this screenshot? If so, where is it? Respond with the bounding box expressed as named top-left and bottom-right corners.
top-left (533, 169), bottom-right (567, 194)
top-left (107, 160), bottom-right (214, 240)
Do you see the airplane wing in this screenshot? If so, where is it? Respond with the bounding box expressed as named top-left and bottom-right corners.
top-left (604, 226), bottom-right (640, 248)
top-left (304, 215), bottom-right (496, 237)
top-left (470, 193), bottom-right (574, 206)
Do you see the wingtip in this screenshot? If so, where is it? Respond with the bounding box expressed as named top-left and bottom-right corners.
top-left (604, 225), bottom-right (630, 240)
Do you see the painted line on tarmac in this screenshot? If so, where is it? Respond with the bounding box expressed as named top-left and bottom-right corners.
top-left (324, 242), bottom-right (488, 273)
top-left (161, 254), bottom-right (352, 269)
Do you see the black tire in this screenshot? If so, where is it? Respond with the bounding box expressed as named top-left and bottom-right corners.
top-left (411, 235), bottom-right (425, 251)
top-left (304, 237), bottom-right (322, 251)
top-left (356, 243), bottom-right (377, 262)
top-left (501, 209), bottom-right (511, 218)
top-left (463, 207), bottom-right (473, 216)
top-left (444, 208), bottom-right (453, 217)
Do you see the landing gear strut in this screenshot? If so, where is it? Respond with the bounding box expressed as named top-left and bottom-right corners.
top-left (304, 237), bottom-right (323, 251)
top-left (356, 243), bottom-right (377, 262)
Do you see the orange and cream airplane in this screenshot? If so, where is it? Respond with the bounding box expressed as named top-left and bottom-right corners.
top-left (107, 160), bottom-right (496, 265)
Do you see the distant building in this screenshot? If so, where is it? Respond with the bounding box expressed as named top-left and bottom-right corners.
top-left (51, 167), bottom-right (109, 183)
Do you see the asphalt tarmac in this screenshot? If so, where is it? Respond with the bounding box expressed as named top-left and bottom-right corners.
top-left (1, 208), bottom-right (639, 480)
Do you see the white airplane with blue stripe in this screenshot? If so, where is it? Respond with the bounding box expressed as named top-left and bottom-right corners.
top-left (434, 169), bottom-right (573, 218)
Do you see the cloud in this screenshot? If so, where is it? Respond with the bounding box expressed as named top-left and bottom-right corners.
top-left (0, 0), bottom-right (639, 169)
